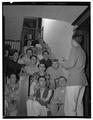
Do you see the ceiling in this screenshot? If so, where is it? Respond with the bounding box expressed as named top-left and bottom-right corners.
top-left (3, 5), bottom-right (88, 40)
top-left (3, 5), bottom-right (88, 24)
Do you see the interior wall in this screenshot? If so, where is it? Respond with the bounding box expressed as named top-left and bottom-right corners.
top-left (5, 16), bottom-right (23, 40)
top-left (42, 19), bottom-right (73, 59)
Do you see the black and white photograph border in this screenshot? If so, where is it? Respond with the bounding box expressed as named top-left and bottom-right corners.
top-left (1, 0), bottom-right (92, 119)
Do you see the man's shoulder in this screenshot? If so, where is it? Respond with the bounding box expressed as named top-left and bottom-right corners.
top-left (24, 46), bottom-right (27, 49)
top-left (55, 87), bottom-right (60, 91)
top-left (54, 87), bottom-right (60, 94)
top-left (47, 59), bottom-right (52, 62)
top-left (74, 45), bottom-right (85, 56)
top-left (46, 66), bottom-right (53, 72)
top-left (40, 59), bottom-right (45, 62)
top-left (7, 59), bottom-right (14, 65)
top-left (70, 46), bottom-right (78, 56)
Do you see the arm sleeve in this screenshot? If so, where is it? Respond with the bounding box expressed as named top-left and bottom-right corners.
top-left (46, 69), bottom-right (49, 75)
top-left (51, 89), bottom-right (58, 103)
top-left (18, 57), bottom-right (25, 64)
top-left (62, 47), bottom-right (77, 69)
top-left (46, 68), bottom-right (50, 75)
top-left (30, 82), bottom-right (36, 96)
top-left (46, 44), bottom-right (56, 59)
top-left (44, 89), bottom-right (52, 102)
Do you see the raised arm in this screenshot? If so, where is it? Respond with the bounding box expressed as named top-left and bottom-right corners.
top-left (61, 47), bottom-right (77, 69)
top-left (18, 56), bottom-right (25, 64)
top-left (45, 44), bottom-right (56, 59)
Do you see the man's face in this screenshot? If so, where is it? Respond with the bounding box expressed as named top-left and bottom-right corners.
top-left (39, 78), bottom-right (46, 88)
top-left (71, 39), bottom-right (78, 47)
top-left (31, 56), bottom-right (37, 65)
top-left (52, 61), bottom-right (59, 69)
top-left (27, 40), bottom-right (32, 46)
top-left (10, 74), bottom-right (17, 84)
top-left (39, 64), bottom-right (46, 72)
top-left (43, 52), bottom-right (49, 60)
top-left (13, 52), bottom-right (19, 62)
top-left (27, 50), bottom-right (33, 57)
top-left (58, 78), bottom-right (66, 87)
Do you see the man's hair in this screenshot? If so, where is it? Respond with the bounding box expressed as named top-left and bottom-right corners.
top-left (38, 62), bottom-right (45, 68)
top-left (26, 48), bottom-right (33, 53)
top-left (38, 76), bottom-right (47, 82)
top-left (42, 50), bottom-right (49, 55)
top-left (72, 30), bottom-right (84, 45)
top-left (55, 76), bottom-right (67, 82)
top-left (52, 59), bottom-right (59, 63)
top-left (30, 54), bottom-right (37, 59)
top-left (10, 49), bottom-right (18, 56)
top-left (29, 75), bottom-right (33, 80)
top-left (24, 39), bottom-right (32, 46)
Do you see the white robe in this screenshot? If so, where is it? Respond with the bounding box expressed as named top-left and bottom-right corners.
top-left (26, 99), bottom-right (47, 116)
